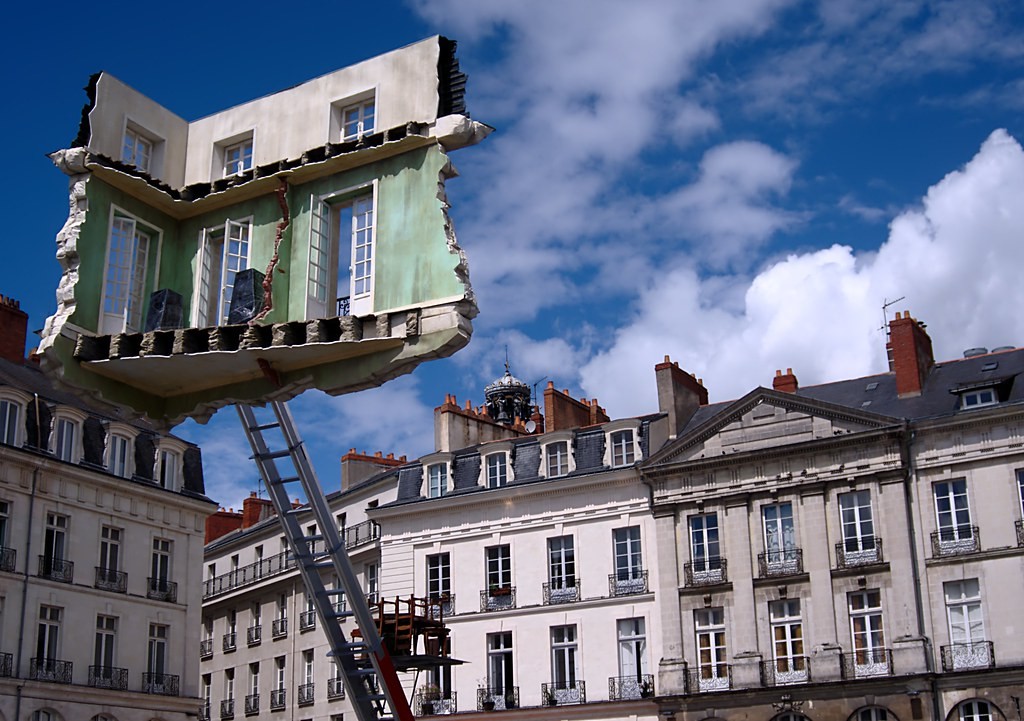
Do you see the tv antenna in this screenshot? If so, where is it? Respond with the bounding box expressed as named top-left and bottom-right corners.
top-left (880, 296), bottom-right (905, 335)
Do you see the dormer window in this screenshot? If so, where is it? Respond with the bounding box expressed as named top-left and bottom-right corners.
top-left (108, 434), bottom-right (132, 478)
top-left (427, 463), bottom-right (448, 498)
top-left (961, 388), bottom-right (997, 409)
top-left (51, 410), bottom-right (86, 463)
top-left (603, 421), bottom-right (642, 468)
top-left (158, 449), bottom-right (180, 490)
top-left (545, 441), bottom-right (570, 477)
top-left (486, 453), bottom-right (508, 488)
top-left (611, 430), bottom-right (635, 466)
top-left (0, 397), bottom-right (21, 446)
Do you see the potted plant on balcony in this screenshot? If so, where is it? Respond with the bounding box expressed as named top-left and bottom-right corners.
top-left (489, 585), bottom-right (512, 596)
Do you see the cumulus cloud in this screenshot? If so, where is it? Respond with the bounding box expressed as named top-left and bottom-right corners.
top-left (579, 129), bottom-right (1024, 415)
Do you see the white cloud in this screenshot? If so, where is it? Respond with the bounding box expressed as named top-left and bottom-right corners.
top-left (580, 129), bottom-right (1024, 415)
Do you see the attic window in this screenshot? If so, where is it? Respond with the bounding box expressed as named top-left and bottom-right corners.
top-left (861, 401), bottom-right (872, 407)
top-left (981, 361), bottom-right (998, 372)
top-left (865, 382), bottom-right (879, 391)
top-left (961, 388), bottom-right (997, 410)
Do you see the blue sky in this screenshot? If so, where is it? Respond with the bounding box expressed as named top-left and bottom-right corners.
top-left (4, 1), bottom-right (1024, 508)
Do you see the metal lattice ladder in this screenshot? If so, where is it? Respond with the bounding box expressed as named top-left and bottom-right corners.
top-left (237, 401), bottom-right (414, 721)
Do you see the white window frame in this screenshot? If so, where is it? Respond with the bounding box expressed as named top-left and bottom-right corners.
top-left (223, 138), bottom-right (253, 177)
top-left (694, 608), bottom-right (728, 691)
top-left (486, 452), bottom-right (509, 488)
top-left (849, 590), bottom-right (887, 676)
top-left (427, 463), bottom-right (448, 498)
top-left (486, 632), bottom-right (513, 692)
top-left (51, 409), bottom-right (85, 463)
top-left (961, 388), bottom-right (997, 409)
top-left (958, 701), bottom-right (993, 721)
top-left (933, 479), bottom-right (973, 547)
top-left (308, 186), bottom-right (377, 319)
top-left (838, 490), bottom-right (876, 553)
top-left (151, 537), bottom-right (172, 588)
top-left (332, 93), bottom-right (377, 142)
top-left (486, 544), bottom-right (512, 590)
top-left (43, 512), bottom-right (67, 563)
top-left (762, 502), bottom-right (798, 566)
top-left (768, 599), bottom-right (807, 681)
top-left (0, 498), bottom-right (9, 549)
top-left (541, 433), bottom-right (575, 478)
top-left (603, 421), bottom-right (641, 467)
top-left (37, 605), bottom-right (62, 663)
top-left (689, 513), bottom-right (721, 574)
top-left (100, 207), bottom-right (161, 334)
top-left (945, 579), bottom-right (986, 646)
top-left (617, 617), bottom-right (648, 683)
top-left (613, 526), bottom-right (643, 581)
top-left (94, 614), bottom-right (117, 671)
top-left (0, 395), bottom-right (24, 446)
top-left (148, 623), bottom-right (168, 676)
top-left (547, 535), bottom-right (575, 591)
top-left (550, 625), bottom-right (578, 690)
top-left (193, 217), bottom-right (253, 327)
top-left (98, 525), bottom-right (122, 573)
top-left (122, 123), bottom-right (155, 173)
top-left (106, 427), bottom-right (134, 478)
top-left (427, 552), bottom-right (451, 600)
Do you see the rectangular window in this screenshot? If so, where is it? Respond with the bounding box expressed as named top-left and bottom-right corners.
top-left (341, 99), bottom-right (375, 141)
top-left (546, 441), bottom-right (569, 477)
top-left (158, 450), bottom-right (178, 489)
top-left (961, 388), bottom-right (997, 409)
top-left (308, 193), bottom-right (374, 318)
top-left (486, 545), bottom-right (512, 589)
top-left (36, 605), bottom-right (62, 663)
top-left (349, 195), bottom-right (374, 298)
top-left (428, 463), bottom-right (447, 498)
top-left (108, 434), bottom-right (130, 478)
top-left (689, 514), bottom-right (721, 573)
top-left (148, 623), bottom-right (168, 676)
top-left (934, 479), bottom-right (973, 543)
top-left (427, 553), bottom-right (451, 600)
top-left (694, 608), bottom-right (729, 691)
top-left (94, 615), bottom-right (117, 672)
top-left (613, 526), bottom-right (642, 581)
top-left (944, 579), bottom-right (990, 669)
top-left (195, 219), bottom-right (251, 326)
top-left (103, 215), bottom-right (151, 333)
top-left (547, 536), bottom-right (576, 602)
top-left (0, 499), bottom-right (9, 549)
top-left (303, 649), bottom-right (314, 684)
top-left (839, 490), bottom-right (876, 552)
top-left (53, 418), bottom-right (76, 461)
top-left (275, 656), bottom-right (286, 690)
top-left (1018, 469), bottom-right (1024, 518)
top-left (223, 139), bottom-right (254, 176)
top-left (487, 632), bottom-right (513, 692)
top-left (151, 538), bottom-right (171, 592)
top-left (249, 662), bottom-right (260, 697)
top-left (0, 399), bottom-right (19, 445)
top-left (122, 127), bottom-right (153, 172)
top-left (610, 430), bottom-right (635, 466)
top-left (225, 668), bottom-right (235, 700)
top-left (849, 590), bottom-right (887, 675)
top-left (486, 453), bottom-right (508, 488)
top-left (99, 526), bottom-right (121, 571)
top-left (551, 625), bottom-right (578, 694)
top-left (762, 502), bottom-right (797, 565)
top-left (768, 599), bottom-right (807, 682)
top-left (617, 617), bottom-right (648, 682)
top-left (44, 513), bottom-right (67, 562)
top-left (366, 562), bottom-right (378, 602)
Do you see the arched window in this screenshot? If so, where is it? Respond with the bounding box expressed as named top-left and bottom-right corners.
top-left (0, 394), bottom-right (25, 446)
top-left (855, 707), bottom-right (892, 721)
top-left (775, 714), bottom-right (811, 721)
top-left (959, 701), bottom-right (993, 721)
top-left (30, 710), bottom-right (61, 721)
top-left (91, 714), bottom-right (118, 721)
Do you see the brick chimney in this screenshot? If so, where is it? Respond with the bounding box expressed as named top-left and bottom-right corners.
top-left (242, 492), bottom-right (275, 528)
top-left (434, 393), bottom-right (529, 452)
top-left (887, 310), bottom-right (934, 398)
top-left (341, 449), bottom-right (406, 491)
top-left (0, 294), bottom-right (28, 363)
top-left (773, 368), bottom-right (798, 393)
top-left (655, 356), bottom-right (708, 438)
top-left (205, 507), bottom-right (243, 544)
top-left (543, 382), bottom-right (610, 432)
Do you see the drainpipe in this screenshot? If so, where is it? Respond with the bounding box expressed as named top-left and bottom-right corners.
top-left (900, 426), bottom-right (942, 721)
top-left (14, 464), bottom-right (41, 721)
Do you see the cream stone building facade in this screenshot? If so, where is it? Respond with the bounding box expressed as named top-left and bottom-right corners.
top-left (0, 295), bottom-right (215, 721)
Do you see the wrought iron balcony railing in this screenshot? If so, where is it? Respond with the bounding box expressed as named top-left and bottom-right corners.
top-left (689, 664), bottom-right (731, 693)
top-left (0, 651), bottom-right (12, 678)
top-left (541, 680), bottom-right (586, 706)
top-left (143, 671), bottom-right (180, 696)
top-left (38, 555), bottom-right (73, 583)
top-left (684, 558), bottom-right (727, 586)
top-left (30, 657), bottom-right (72, 683)
top-left (244, 693), bottom-right (260, 715)
top-left (300, 610), bottom-right (317, 631)
top-left (220, 698), bottom-right (235, 720)
top-left (543, 578), bottom-right (580, 604)
top-left (270, 688), bottom-right (286, 710)
top-left (608, 673), bottom-right (655, 700)
top-left (199, 701), bottom-right (211, 721)
top-left (609, 569), bottom-right (649, 596)
top-left (89, 664), bottom-right (128, 689)
top-left (247, 625), bottom-right (262, 645)
top-left (204, 550), bottom-right (294, 600)
top-left (200, 638), bottom-right (213, 658)
top-left (941, 641), bottom-right (995, 671)
top-left (480, 586), bottom-right (516, 611)
top-left (0, 546), bottom-right (16, 573)
top-left (757, 549), bottom-right (803, 577)
top-left (931, 527), bottom-right (980, 557)
top-left (328, 677), bottom-right (345, 699)
top-left (835, 538), bottom-right (883, 568)
top-left (761, 657), bottom-right (811, 686)
top-left (298, 682), bottom-right (315, 705)
top-left (337, 295), bottom-right (351, 317)
top-left (95, 566), bottom-right (127, 593)
top-left (272, 618), bottom-right (288, 638)
top-left (841, 648), bottom-right (893, 679)
top-left (344, 519), bottom-right (381, 549)
top-left (477, 686), bottom-right (519, 711)
top-left (1017, 519), bottom-right (1024, 547)
top-left (223, 632), bottom-right (237, 652)
top-left (427, 593), bottom-right (455, 619)
top-left (147, 577), bottom-right (178, 603)
top-left (414, 689), bottom-right (457, 715)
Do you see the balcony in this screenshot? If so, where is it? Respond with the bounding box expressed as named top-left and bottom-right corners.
top-left (841, 648), bottom-right (893, 679)
top-left (298, 682), bottom-right (315, 705)
top-left (608, 674), bottom-right (655, 700)
top-left (337, 295), bottom-right (351, 317)
top-left (30, 657), bottom-right (72, 683)
top-left (0, 546), bottom-right (15, 573)
top-left (270, 688), bottom-right (286, 710)
top-left (300, 610), bottom-right (317, 631)
top-left (835, 538), bottom-right (884, 568)
top-left (477, 686), bottom-right (519, 711)
top-left (543, 578), bottom-right (580, 605)
top-left (37, 555), bottom-right (73, 583)
top-left (609, 569), bottom-right (649, 596)
top-left (684, 558), bottom-right (728, 587)
top-left (220, 698), bottom-right (235, 720)
top-left (480, 586), bottom-right (516, 612)
top-left (931, 527), bottom-right (980, 557)
top-left (761, 657), bottom-right (810, 686)
top-left (143, 671), bottom-right (180, 696)
top-left (941, 641), bottom-right (995, 671)
top-left (689, 665), bottom-right (731, 693)
top-left (414, 689), bottom-right (457, 715)
top-left (200, 638), bottom-right (213, 659)
top-left (247, 625), bottom-right (262, 646)
top-left (88, 664), bottom-right (128, 690)
top-left (223, 632), bottom-right (237, 652)
top-left (427, 593), bottom-right (455, 619)
top-left (272, 618), bottom-right (288, 638)
top-left (1017, 519), bottom-right (1024, 547)
top-left (328, 677), bottom-right (345, 699)
top-left (199, 702), bottom-right (211, 721)
top-left (94, 566), bottom-right (127, 593)
top-left (757, 549), bottom-right (803, 578)
top-left (1, 652), bottom-right (12, 677)
top-left (344, 519), bottom-right (380, 549)
top-left (147, 577), bottom-right (178, 603)
top-left (244, 693), bottom-right (260, 715)
top-left (204, 550), bottom-right (295, 600)
top-left (541, 680), bottom-right (586, 706)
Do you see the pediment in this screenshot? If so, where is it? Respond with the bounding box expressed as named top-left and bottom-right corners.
top-left (646, 387), bottom-right (900, 467)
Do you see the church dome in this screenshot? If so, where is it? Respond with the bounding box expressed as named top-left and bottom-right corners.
top-left (484, 364), bottom-right (531, 425)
